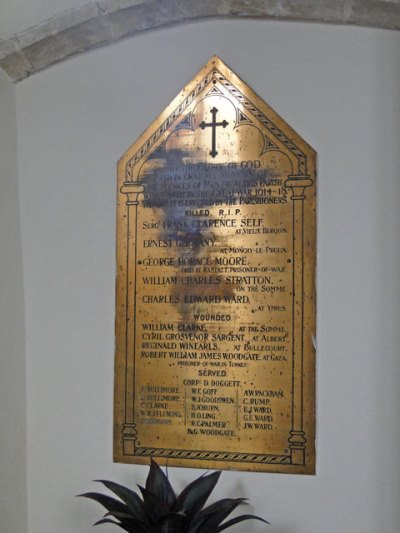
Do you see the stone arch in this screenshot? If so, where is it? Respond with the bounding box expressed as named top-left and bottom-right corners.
top-left (0, 0), bottom-right (399, 82)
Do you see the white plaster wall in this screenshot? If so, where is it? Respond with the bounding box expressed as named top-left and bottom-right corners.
top-left (15, 20), bottom-right (400, 533)
top-left (0, 70), bottom-right (27, 532)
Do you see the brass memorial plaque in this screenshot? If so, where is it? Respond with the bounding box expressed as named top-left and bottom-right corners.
top-left (114, 56), bottom-right (316, 474)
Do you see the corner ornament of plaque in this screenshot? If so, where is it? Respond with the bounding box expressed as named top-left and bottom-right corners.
top-left (114, 56), bottom-right (316, 474)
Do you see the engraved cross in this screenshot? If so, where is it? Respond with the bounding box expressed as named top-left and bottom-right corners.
top-left (199, 107), bottom-right (228, 158)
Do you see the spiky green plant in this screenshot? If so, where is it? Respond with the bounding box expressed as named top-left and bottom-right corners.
top-left (78, 458), bottom-right (269, 532)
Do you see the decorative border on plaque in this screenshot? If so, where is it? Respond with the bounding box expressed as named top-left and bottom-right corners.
top-left (119, 175), bottom-right (313, 468)
top-left (212, 69), bottom-right (308, 174)
top-left (125, 70), bottom-right (215, 179)
top-left (135, 448), bottom-right (291, 465)
top-left (125, 68), bottom-right (307, 179)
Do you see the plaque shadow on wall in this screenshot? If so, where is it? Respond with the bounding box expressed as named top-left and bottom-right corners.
top-left (114, 56), bottom-right (316, 474)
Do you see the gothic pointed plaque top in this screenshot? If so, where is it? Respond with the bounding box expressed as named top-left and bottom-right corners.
top-left (114, 56), bottom-right (316, 474)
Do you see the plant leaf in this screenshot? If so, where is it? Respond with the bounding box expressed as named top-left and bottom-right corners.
top-left (94, 479), bottom-right (146, 520)
top-left (146, 458), bottom-right (176, 509)
top-left (189, 498), bottom-right (247, 533)
top-left (217, 514), bottom-right (269, 532)
top-left (93, 517), bottom-right (130, 530)
top-left (77, 492), bottom-right (129, 515)
top-left (103, 512), bottom-right (158, 533)
top-left (93, 517), bottom-right (150, 533)
top-left (138, 485), bottom-right (169, 524)
top-left (158, 512), bottom-right (188, 533)
top-left (174, 471), bottom-right (221, 519)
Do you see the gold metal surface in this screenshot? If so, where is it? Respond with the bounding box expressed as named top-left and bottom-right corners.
top-left (114, 56), bottom-right (316, 474)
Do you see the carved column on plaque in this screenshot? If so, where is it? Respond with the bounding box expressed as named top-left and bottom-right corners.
top-left (285, 174), bottom-right (313, 465)
top-left (120, 180), bottom-right (144, 455)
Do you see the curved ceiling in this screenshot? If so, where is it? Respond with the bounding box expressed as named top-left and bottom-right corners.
top-left (0, 0), bottom-right (91, 39)
top-left (1, 0), bottom-right (399, 82)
